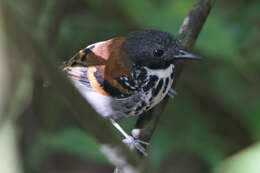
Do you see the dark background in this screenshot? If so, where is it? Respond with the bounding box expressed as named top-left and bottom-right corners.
top-left (1, 0), bottom-right (260, 173)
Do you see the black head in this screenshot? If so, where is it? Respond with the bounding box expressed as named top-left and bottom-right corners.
top-left (122, 30), bottom-right (200, 69)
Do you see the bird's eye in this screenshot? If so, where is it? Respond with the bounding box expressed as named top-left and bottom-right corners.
top-left (153, 49), bottom-right (164, 57)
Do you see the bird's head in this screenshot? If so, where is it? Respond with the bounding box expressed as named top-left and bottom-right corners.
top-left (122, 30), bottom-right (201, 69)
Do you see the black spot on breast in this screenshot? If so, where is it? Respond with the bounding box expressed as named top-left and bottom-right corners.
top-left (170, 66), bottom-right (175, 79)
top-left (141, 101), bottom-right (146, 107)
top-left (170, 72), bottom-right (174, 79)
top-left (143, 75), bottom-right (158, 92)
top-left (163, 78), bottom-right (169, 93)
top-left (135, 106), bottom-right (142, 111)
top-left (152, 79), bottom-right (163, 97)
top-left (145, 105), bottom-right (151, 110)
top-left (137, 68), bottom-right (147, 81)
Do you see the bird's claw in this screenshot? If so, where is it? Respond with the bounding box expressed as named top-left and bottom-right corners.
top-left (168, 88), bottom-right (177, 99)
top-left (122, 135), bottom-right (149, 156)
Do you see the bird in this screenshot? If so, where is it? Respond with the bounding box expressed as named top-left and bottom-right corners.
top-left (63, 30), bottom-right (200, 156)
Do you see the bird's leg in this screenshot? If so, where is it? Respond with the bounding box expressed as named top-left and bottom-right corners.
top-left (168, 88), bottom-right (177, 99)
top-left (109, 119), bottom-right (149, 156)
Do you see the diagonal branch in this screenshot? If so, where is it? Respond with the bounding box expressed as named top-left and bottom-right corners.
top-left (133, 0), bottom-right (216, 155)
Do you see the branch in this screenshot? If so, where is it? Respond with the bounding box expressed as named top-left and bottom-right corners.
top-left (133, 0), bottom-right (216, 155)
top-left (1, 1), bottom-right (144, 172)
top-left (178, 0), bottom-right (216, 50)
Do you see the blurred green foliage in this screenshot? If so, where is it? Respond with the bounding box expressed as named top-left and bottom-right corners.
top-left (2, 0), bottom-right (260, 172)
top-left (26, 128), bottom-right (108, 169)
top-left (214, 143), bottom-right (260, 173)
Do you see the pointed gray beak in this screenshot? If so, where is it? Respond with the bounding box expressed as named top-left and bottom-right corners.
top-left (174, 50), bottom-right (202, 60)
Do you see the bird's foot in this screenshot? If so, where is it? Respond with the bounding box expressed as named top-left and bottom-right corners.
top-left (122, 135), bottom-right (149, 156)
top-left (168, 88), bottom-right (177, 99)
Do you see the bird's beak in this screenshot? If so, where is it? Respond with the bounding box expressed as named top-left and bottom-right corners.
top-left (173, 50), bottom-right (202, 60)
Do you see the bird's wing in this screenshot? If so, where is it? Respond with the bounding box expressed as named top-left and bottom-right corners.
top-left (63, 37), bottom-right (137, 98)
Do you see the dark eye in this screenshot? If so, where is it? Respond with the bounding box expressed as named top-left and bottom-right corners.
top-left (153, 49), bottom-right (164, 57)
